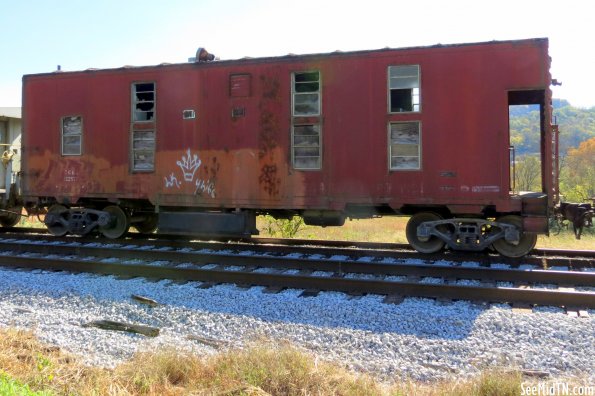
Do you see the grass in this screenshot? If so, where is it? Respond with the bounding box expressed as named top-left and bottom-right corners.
top-left (0, 371), bottom-right (51, 396)
top-left (536, 227), bottom-right (595, 250)
top-left (0, 327), bottom-right (561, 396)
top-left (0, 328), bottom-right (381, 395)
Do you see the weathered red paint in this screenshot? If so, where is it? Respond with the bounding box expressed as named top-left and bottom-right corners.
top-left (22, 38), bottom-right (555, 219)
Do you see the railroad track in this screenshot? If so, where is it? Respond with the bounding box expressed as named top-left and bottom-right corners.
top-left (0, 236), bottom-right (593, 309)
top-left (0, 227), bottom-right (593, 268)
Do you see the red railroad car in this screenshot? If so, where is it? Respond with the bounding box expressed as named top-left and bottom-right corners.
top-left (21, 38), bottom-right (559, 256)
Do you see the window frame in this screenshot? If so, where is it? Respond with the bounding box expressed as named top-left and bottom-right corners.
top-left (61, 115), bottom-right (83, 156)
top-left (387, 65), bottom-right (421, 114)
top-left (388, 121), bottom-right (422, 171)
top-left (131, 82), bottom-right (156, 122)
top-left (291, 124), bottom-right (322, 170)
top-left (130, 128), bottom-right (156, 172)
top-left (292, 71), bottom-right (321, 117)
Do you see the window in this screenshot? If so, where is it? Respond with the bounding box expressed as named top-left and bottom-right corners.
top-left (292, 71), bottom-right (320, 116)
top-left (291, 71), bottom-right (321, 169)
top-left (132, 82), bottom-right (155, 121)
top-left (183, 109), bottom-right (196, 119)
top-left (388, 65), bottom-right (420, 112)
top-left (132, 129), bottom-right (155, 171)
top-left (292, 124), bottom-right (321, 169)
top-left (61, 116), bottom-right (82, 155)
top-left (0, 121), bottom-right (7, 144)
top-left (389, 122), bottom-right (420, 170)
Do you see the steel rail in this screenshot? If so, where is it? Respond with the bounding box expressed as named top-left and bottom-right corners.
top-left (0, 239), bottom-right (593, 287)
top-left (2, 226), bottom-right (594, 258)
top-left (0, 254), bottom-right (593, 309)
top-left (4, 226), bottom-right (594, 257)
top-left (0, 232), bottom-right (592, 268)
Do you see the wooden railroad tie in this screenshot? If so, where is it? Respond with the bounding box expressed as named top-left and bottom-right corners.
top-left (83, 320), bottom-right (160, 337)
top-left (131, 294), bottom-right (159, 307)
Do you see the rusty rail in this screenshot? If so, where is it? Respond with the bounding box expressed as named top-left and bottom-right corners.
top-left (0, 255), bottom-right (593, 309)
top-left (0, 239), bottom-right (593, 287)
top-left (0, 239), bottom-right (593, 308)
top-left (0, 229), bottom-right (593, 268)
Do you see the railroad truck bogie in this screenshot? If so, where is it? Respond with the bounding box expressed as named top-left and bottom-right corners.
top-left (408, 213), bottom-right (538, 257)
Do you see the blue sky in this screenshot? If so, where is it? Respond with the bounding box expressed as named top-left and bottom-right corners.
top-left (1, 0), bottom-right (594, 108)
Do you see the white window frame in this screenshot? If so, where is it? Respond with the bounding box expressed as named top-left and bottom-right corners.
top-left (131, 128), bottom-right (156, 172)
top-left (61, 115), bottom-right (83, 156)
top-left (292, 71), bottom-right (321, 116)
top-left (292, 124), bottom-right (322, 170)
top-left (388, 65), bottom-right (420, 113)
top-left (389, 121), bottom-right (421, 171)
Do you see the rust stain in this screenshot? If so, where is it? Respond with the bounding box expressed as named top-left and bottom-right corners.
top-left (29, 152), bottom-right (109, 196)
top-left (202, 156), bottom-right (221, 183)
top-left (27, 146), bottom-right (306, 209)
top-left (260, 74), bottom-right (280, 100)
top-left (259, 164), bottom-right (280, 196)
top-left (258, 109), bottom-right (278, 160)
top-left (257, 74), bottom-right (282, 198)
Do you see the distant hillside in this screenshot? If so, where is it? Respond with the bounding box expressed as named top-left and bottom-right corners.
top-left (509, 99), bottom-right (595, 156)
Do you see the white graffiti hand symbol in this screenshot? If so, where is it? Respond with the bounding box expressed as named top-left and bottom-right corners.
top-left (176, 149), bottom-right (202, 182)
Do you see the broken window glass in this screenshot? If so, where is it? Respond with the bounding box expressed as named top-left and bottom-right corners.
top-left (133, 83), bottom-right (155, 121)
top-left (389, 122), bottom-right (420, 170)
top-left (389, 65), bottom-right (420, 112)
top-left (61, 116), bottom-right (82, 155)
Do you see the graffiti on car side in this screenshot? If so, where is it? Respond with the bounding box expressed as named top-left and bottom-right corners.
top-left (164, 149), bottom-right (216, 198)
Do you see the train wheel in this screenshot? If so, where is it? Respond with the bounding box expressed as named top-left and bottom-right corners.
top-left (492, 215), bottom-right (537, 257)
top-left (406, 212), bottom-right (445, 254)
top-left (46, 204), bottom-right (69, 236)
top-left (134, 214), bottom-right (158, 234)
top-left (0, 206), bottom-right (23, 227)
top-left (99, 205), bottom-right (130, 239)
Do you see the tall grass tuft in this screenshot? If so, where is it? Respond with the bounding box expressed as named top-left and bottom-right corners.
top-left (0, 328), bottom-right (581, 396)
top-left (114, 341), bottom-right (381, 395)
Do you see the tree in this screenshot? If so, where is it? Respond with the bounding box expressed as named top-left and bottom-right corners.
top-left (560, 137), bottom-right (595, 202)
top-left (514, 155), bottom-right (541, 193)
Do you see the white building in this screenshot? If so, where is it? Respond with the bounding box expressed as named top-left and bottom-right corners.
top-left (0, 107), bottom-right (22, 191)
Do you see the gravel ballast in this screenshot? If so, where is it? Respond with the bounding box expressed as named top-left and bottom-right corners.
top-left (0, 266), bottom-right (593, 382)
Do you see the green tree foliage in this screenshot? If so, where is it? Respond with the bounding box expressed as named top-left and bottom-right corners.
top-left (514, 155), bottom-right (541, 193)
top-left (510, 100), bottom-right (595, 201)
top-left (262, 215), bottom-right (304, 238)
top-left (509, 104), bottom-right (541, 155)
top-left (510, 100), bottom-right (595, 155)
top-left (555, 105), bottom-right (595, 153)
top-left (559, 137), bottom-right (595, 201)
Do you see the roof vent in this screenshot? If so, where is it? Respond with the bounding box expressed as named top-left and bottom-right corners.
top-left (191, 47), bottom-right (216, 63)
